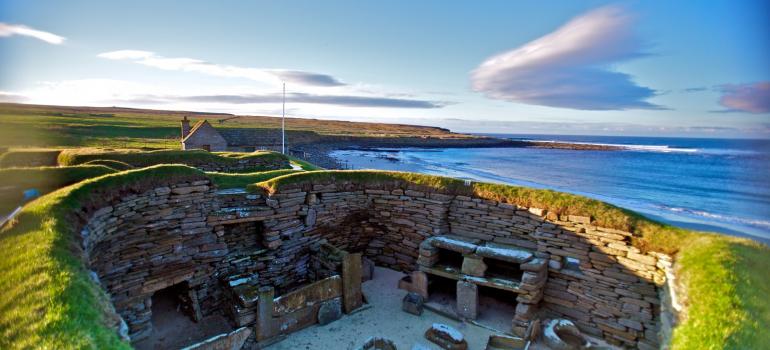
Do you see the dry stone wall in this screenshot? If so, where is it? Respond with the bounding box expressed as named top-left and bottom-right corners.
top-left (77, 177), bottom-right (670, 349)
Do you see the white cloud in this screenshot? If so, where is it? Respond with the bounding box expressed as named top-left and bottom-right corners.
top-left (98, 50), bottom-right (346, 87)
top-left (4, 78), bottom-right (448, 116)
top-left (0, 22), bottom-right (65, 44)
top-left (97, 50), bottom-right (154, 60)
top-left (717, 81), bottom-right (770, 114)
top-left (471, 6), bottom-right (661, 111)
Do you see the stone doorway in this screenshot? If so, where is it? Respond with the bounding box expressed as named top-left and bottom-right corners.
top-left (134, 282), bottom-right (231, 350)
top-left (151, 282), bottom-right (197, 325)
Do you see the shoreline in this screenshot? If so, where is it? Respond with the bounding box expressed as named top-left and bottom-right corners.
top-left (292, 136), bottom-right (624, 169)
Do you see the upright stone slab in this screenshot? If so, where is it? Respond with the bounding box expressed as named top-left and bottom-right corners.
top-left (412, 271), bottom-right (429, 299)
top-left (456, 281), bottom-right (478, 319)
top-left (342, 252), bottom-right (363, 313)
top-left (254, 286), bottom-right (275, 341)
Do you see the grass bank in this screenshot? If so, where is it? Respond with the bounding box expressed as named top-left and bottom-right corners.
top-left (0, 165), bottom-right (208, 349)
top-left (0, 149), bottom-right (62, 168)
top-left (207, 169), bottom-right (301, 189)
top-left (58, 148), bottom-right (290, 171)
top-left (254, 170), bottom-right (770, 349)
top-left (81, 159), bottom-right (134, 171)
top-left (0, 165), bottom-right (118, 214)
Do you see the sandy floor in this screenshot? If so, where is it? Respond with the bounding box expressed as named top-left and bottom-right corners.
top-left (266, 266), bottom-right (503, 350)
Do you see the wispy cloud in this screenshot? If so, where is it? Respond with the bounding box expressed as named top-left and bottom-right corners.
top-left (681, 87), bottom-right (708, 93)
top-left (716, 81), bottom-right (770, 114)
top-left (2, 79), bottom-right (448, 110)
top-left (0, 23), bottom-right (65, 44)
top-left (471, 6), bottom-right (661, 111)
top-left (98, 50), bottom-right (345, 87)
top-left (170, 93), bottom-right (447, 108)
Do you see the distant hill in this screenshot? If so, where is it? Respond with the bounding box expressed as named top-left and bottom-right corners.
top-left (0, 103), bottom-right (473, 149)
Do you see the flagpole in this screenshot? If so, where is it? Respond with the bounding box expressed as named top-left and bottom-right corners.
top-left (282, 82), bottom-right (286, 154)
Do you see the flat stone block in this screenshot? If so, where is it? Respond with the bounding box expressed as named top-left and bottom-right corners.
top-left (402, 292), bottom-right (425, 316)
top-left (425, 323), bottom-right (468, 350)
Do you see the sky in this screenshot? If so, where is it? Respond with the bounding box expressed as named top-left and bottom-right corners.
top-left (1, 0), bottom-right (769, 137)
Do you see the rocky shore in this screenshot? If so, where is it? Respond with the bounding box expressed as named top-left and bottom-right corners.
top-left (292, 136), bottom-right (623, 169)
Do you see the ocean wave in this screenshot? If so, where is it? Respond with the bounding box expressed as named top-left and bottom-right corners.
top-left (658, 205), bottom-right (770, 229)
top-left (523, 139), bottom-right (761, 155)
top-left (526, 140), bottom-right (699, 153)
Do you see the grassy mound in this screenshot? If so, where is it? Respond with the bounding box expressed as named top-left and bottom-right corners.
top-left (207, 169), bottom-right (301, 189)
top-left (254, 170), bottom-right (770, 349)
top-left (671, 236), bottom-right (769, 349)
top-left (82, 159), bottom-right (134, 171)
top-left (0, 149), bottom-right (62, 168)
top-left (58, 148), bottom-right (290, 171)
top-left (0, 165), bottom-right (208, 349)
top-left (0, 165), bottom-right (118, 215)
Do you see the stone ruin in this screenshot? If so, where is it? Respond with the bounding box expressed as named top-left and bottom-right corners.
top-left (75, 175), bottom-right (674, 349)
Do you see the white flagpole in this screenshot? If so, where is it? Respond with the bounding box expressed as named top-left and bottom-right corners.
top-left (282, 82), bottom-right (286, 154)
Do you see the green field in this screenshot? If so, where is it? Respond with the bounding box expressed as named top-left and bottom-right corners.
top-left (0, 103), bottom-right (467, 149)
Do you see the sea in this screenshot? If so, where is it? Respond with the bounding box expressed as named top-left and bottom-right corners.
top-left (330, 135), bottom-right (770, 243)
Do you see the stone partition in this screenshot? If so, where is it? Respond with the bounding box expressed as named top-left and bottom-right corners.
top-left (76, 176), bottom-right (671, 349)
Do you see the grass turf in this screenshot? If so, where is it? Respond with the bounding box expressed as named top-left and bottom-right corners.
top-left (0, 103), bottom-right (466, 149)
top-left (0, 165), bottom-right (118, 215)
top-left (81, 159), bottom-right (134, 171)
top-left (0, 165), bottom-right (209, 349)
top-left (207, 169), bottom-right (301, 189)
top-left (58, 148), bottom-right (290, 171)
top-left (0, 149), bottom-right (63, 168)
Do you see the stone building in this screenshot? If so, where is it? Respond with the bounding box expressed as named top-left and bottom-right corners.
top-left (181, 118), bottom-right (229, 151)
top-left (180, 117), bottom-right (287, 152)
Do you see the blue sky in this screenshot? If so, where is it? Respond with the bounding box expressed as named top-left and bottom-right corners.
top-left (1, 0), bottom-right (769, 137)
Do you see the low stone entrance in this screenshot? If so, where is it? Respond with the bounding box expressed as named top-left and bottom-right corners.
top-left (134, 282), bottom-right (232, 350)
